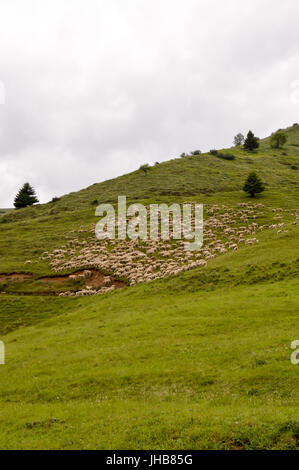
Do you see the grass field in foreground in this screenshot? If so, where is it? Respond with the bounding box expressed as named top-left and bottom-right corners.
top-left (0, 124), bottom-right (298, 449)
top-left (0, 226), bottom-right (298, 449)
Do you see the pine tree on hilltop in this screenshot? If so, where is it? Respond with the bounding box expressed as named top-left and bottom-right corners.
top-left (244, 130), bottom-right (259, 151)
top-left (243, 172), bottom-right (265, 197)
top-left (14, 182), bottom-right (39, 209)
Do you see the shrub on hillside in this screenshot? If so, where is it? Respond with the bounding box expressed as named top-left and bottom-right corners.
top-left (191, 150), bottom-right (202, 155)
top-left (209, 149), bottom-right (218, 156)
top-left (51, 197), bottom-right (60, 203)
top-left (139, 164), bottom-right (150, 175)
top-left (216, 152), bottom-right (236, 161)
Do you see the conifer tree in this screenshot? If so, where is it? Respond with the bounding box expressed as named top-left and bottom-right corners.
top-left (14, 182), bottom-right (39, 209)
top-left (243, 172), bottom-right (265, 197)
top-left (244, 131), bottom-right (259, 151)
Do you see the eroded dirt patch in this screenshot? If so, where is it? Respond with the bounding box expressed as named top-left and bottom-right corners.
top-left (39, 269), bottom-right (126, 289)
top-left (0, 269), bottom-right (126, 297)
top-left (38, 276), bottom-right (70, 284)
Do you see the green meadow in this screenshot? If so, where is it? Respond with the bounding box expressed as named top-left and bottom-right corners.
top-left (0, 125), bottom-right (298, 449)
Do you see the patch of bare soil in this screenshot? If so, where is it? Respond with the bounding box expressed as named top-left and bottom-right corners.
top-left (81, 270), bottom-right (126, 289)
top-left (38, 276), bottom-right (72, 284)
top-left (38, 269), bottom-right (126, 290)
top-left (0, 269), bottom-right (126, 297)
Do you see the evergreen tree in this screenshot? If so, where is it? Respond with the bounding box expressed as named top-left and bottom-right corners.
top-left (270, 131), bottom-right (288, 149)
top-left (244, 131), bottom-right (259, 151)
top-left (243, 172), bottom-right (265, 197)
top-left (14, 182), bottom-right (39, 209)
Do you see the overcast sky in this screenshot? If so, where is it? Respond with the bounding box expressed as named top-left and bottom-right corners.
top-left (0, 0), bottom-right (299, 207)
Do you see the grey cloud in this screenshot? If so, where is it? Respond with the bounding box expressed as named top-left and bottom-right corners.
top-left (1, 0), bottom-right (299, 206)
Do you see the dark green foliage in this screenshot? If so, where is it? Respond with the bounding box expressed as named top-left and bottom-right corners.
top-left (51, 197), bottom-right (60, 203)
top-left (270, 131), bottom-right (288, 149)
top-left (191, 150), bottom-right (202, 155)
top-left (243, 171), bottom-right (265, 197)
top-left (91, 199), bottom-right (99, 206)
top-left (14, 183), bottom-right (39, 209)
top-left (210, 149), bottom-right (236, 159)
top-left (244, 131), bottom-right (260, 151)
top-left (139, 163), bottom-right (150, 175)
top-left (216, 153), bottom-right (236, 161)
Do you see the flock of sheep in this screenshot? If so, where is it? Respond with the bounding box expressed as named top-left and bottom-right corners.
top-left (31, 202), bottom-right (297, 297)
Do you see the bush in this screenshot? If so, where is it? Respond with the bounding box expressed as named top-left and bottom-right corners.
top-left (216, 152), bottom-right (236, 161)
top-left (209, 149), bottom-right (218, 156)
top-left (139, 164), bottom-right (150, 175)
top-left (91, 199), bottom-right (99, 206)
top-left (51, 197), bottom-right (60, 203)
top-left (191, 150), bottom-right (202, 155)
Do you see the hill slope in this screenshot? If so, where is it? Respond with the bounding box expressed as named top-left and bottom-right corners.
top-left (2, 124), bottom-right (299, 220)
top-left (1, 125), bottom-right (299, 275)
top-left (0, 229), bottom-right (298, 449)
top-left (0, 125), bottom-right (298, 449)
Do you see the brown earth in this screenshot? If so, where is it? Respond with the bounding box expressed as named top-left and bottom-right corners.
top-left (38, 269), bottom-right (126, 289)
top-left (0, 269), bottom-right (126, 296)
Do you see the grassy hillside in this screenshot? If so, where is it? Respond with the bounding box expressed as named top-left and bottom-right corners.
top-left (1, 125), bottom-right (299, 275)
top-left (1, 125), bottom-right (299, 222)
top-left (0, 125), bottom-right (298, 449)
top-left (0, 208), bottom-right (13, 215)
top-left (0, 230), bottom-right (298, 449)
